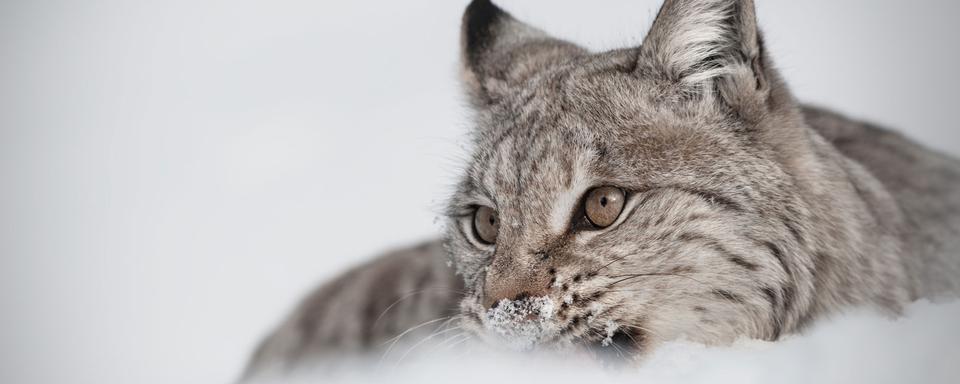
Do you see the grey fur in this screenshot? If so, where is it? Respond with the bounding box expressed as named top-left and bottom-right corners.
top-left (240, 241), bottom-right (462, 381)
top-left (241, 0), bottom-right (960, 378)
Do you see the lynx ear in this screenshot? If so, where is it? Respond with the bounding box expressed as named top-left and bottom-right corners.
top-left (640, 0), bottom-right (769, 98)
top-left (460, 0), bottom-right (585, 105)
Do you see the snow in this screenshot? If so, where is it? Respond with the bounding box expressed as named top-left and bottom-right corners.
top-left (250, 300), bottom-right (960, 384)
top-left (601, 320), bottom-right (620, 347)
top-left (482, 296), bottom-right (558, 350)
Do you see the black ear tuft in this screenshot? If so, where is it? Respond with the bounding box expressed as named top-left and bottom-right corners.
top-left (459, 0), bottom-right (584, 105)
top-left (463, 0), bottom-right (507, 73)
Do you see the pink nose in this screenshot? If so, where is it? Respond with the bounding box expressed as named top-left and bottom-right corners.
top-left (482, 271), bottom-right (552, 309)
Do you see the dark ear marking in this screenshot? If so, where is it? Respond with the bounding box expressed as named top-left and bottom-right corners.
top-left (459, 0), bottom-right (585, 105)
top-left (463, 0), bottom-right (506, 76)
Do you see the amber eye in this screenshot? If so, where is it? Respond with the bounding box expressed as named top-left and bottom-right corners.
top-left (584, 186), bottom-right (626, 228)
top-left (473, 206), bottom-right (499, 245)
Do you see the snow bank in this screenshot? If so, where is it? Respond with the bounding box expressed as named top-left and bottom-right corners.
top-left (253, 300), bottom-right (960, 384)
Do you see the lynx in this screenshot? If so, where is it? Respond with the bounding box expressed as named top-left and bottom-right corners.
top-left (242, 0), bottom-right (960, 379)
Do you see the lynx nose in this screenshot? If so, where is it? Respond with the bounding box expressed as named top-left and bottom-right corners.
top-left (482, 267), bottom-right (553, 309)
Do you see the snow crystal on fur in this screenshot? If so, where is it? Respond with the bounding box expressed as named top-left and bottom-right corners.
top-left (481, 296), bottom-right (558, 350)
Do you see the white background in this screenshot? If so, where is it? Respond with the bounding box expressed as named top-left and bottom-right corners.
top-left (2, 1), bottom-right (958, 383)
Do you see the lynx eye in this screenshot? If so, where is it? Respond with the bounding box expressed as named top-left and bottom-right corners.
top-left (472, 206), bottom-right (499, 245)
top-left (584, 186), bottom-right (626, 228)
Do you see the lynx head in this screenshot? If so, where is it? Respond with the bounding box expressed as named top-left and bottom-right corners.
top-left (445, 0), bottom-right (820, 357)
